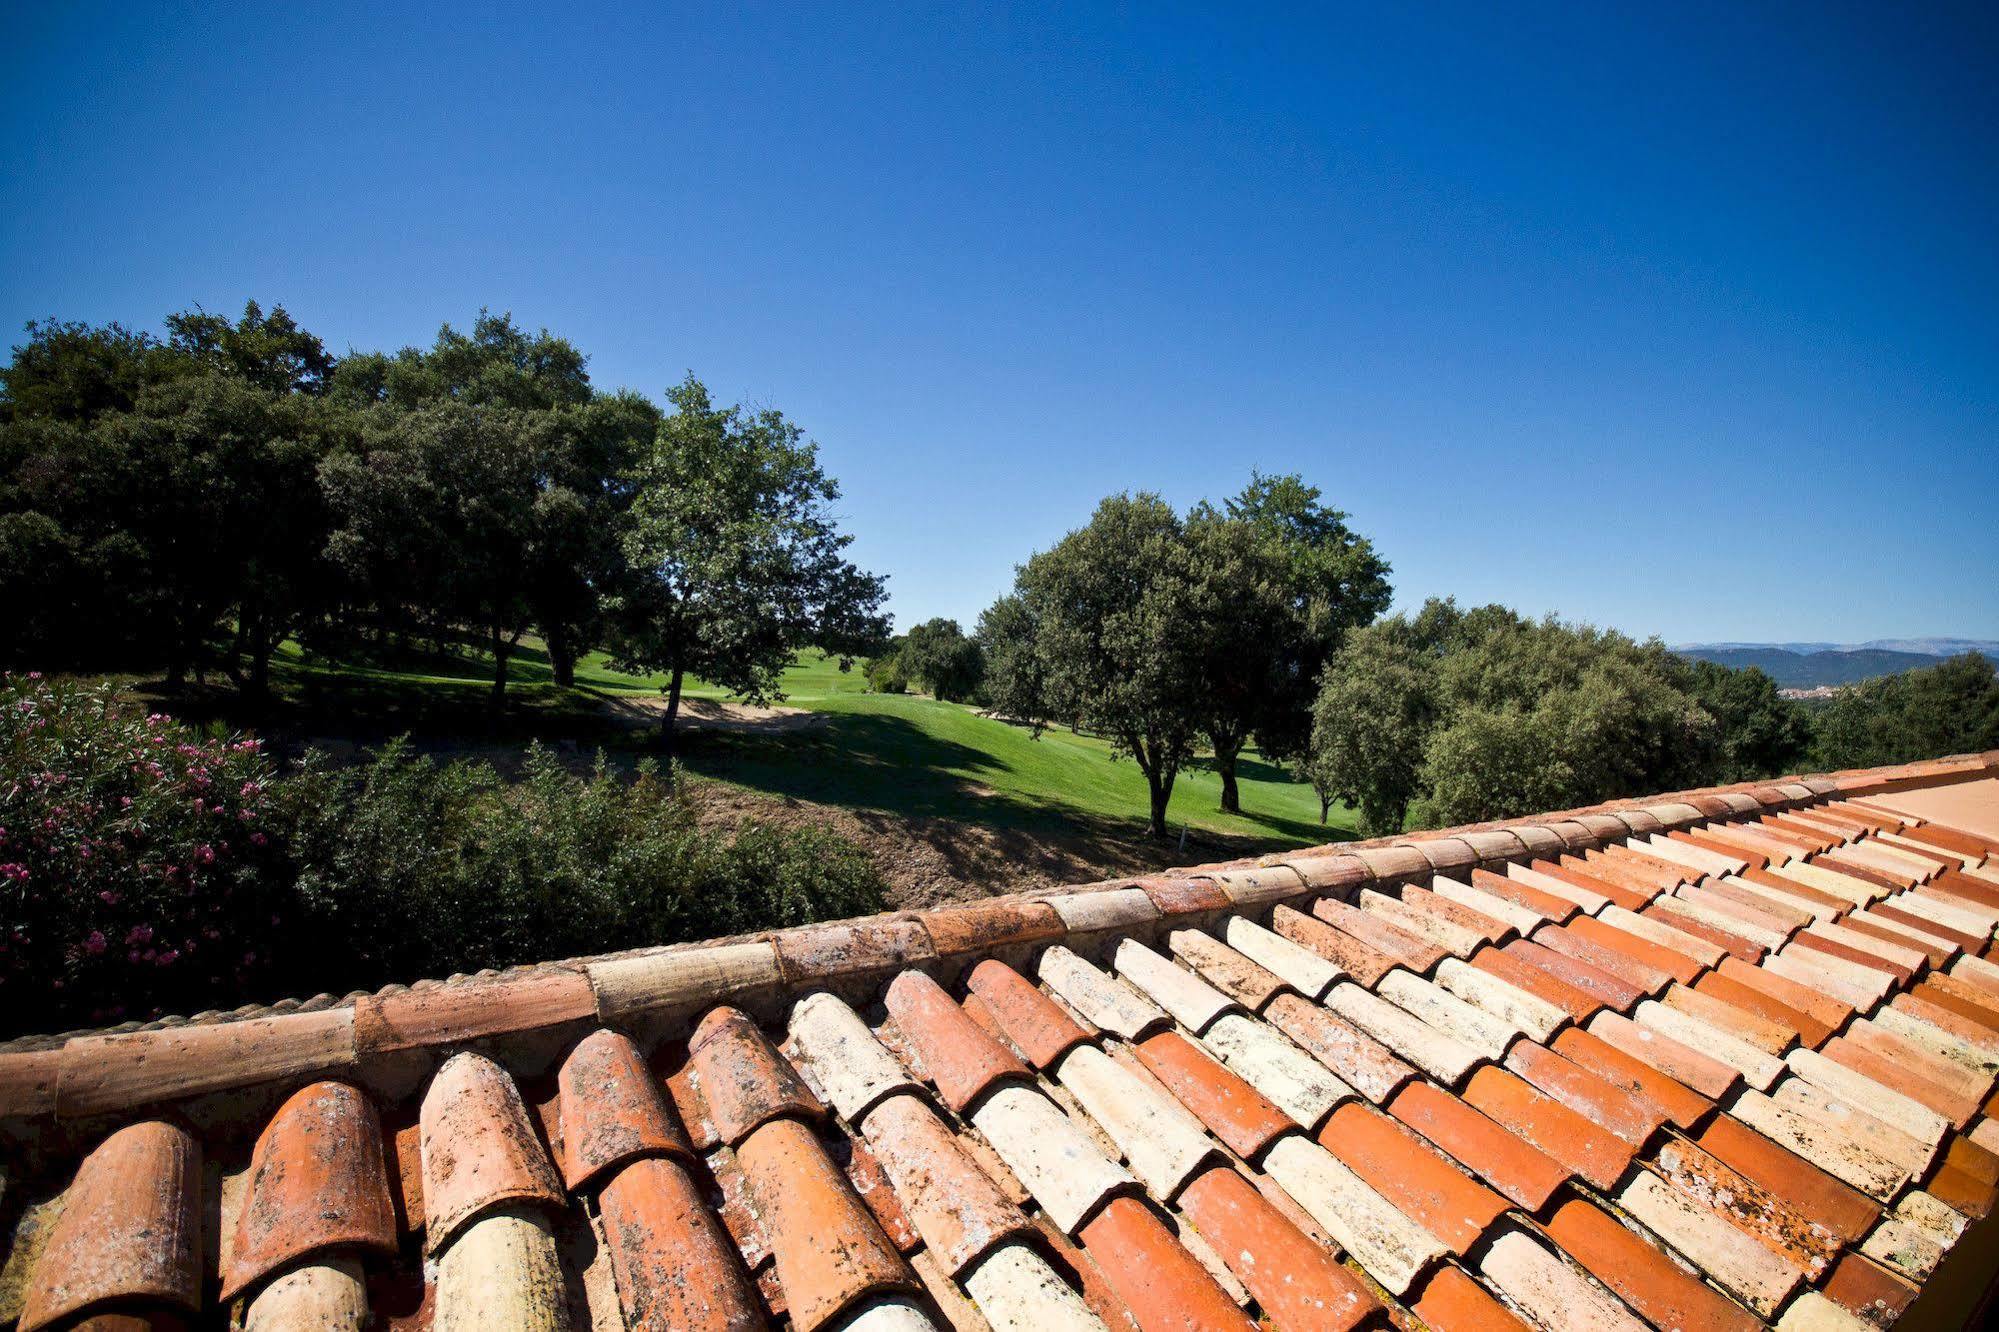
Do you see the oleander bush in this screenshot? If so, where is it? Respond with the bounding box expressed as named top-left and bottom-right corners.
top-left (0, 674), bottom-right (884, 1034)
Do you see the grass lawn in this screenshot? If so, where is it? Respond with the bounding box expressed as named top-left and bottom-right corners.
top-left (158, 640), bottom-right (1358, 850)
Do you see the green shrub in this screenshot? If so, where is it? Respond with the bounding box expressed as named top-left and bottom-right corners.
top-left (1, 680), bottom-right (887, 1035)
top-left (866, 651), bottom-right (909, 694)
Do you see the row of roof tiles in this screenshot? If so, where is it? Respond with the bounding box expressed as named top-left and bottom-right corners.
top-left (4, 757), bottom-right (1999, 1331)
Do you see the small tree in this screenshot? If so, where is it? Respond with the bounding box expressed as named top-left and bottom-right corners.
top-left (1306, 623), bottom-right (1435, 834)
top-left (1017, 493), bottom-right (1202, 837)
top-left (975, 593), bottom-right (1047, 725)
top-left (901, 618), bottom-right (984, 702)
top-left (609, 376), bottom-right (888, 745)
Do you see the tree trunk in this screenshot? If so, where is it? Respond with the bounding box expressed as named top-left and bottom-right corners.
top-left (547, 622), bottom-right (577, 689)
top-left (1213, 732), bottom-right (1243, 814)
top-left (659, 664), bottom-right (685, 754)
top-left (1319, 792), bottom-right (1332, 825)
top-left (490, 621), bottom-right (510, 707)
top-left (1146, 773), bottom-right (1172, 839)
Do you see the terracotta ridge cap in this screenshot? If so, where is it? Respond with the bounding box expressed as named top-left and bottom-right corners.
top-left (5, 748), bottom-right (1993, 1128)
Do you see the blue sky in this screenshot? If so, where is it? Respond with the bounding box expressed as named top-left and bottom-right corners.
top-left (4, 3), bottom-right (1995, 643)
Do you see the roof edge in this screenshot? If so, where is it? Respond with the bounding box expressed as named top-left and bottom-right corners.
top-left (3, 748), bottom-right (1994, 1132)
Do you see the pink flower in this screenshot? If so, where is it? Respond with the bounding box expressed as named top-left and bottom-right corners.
top-left (250, 832), bottom-right (268, 847)
top-left (83, 931), bottom-right (106, 955)
top-left (195, 845), bottom-right (216, 865)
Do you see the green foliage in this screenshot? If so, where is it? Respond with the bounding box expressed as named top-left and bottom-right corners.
top-left (900, 618), bottom-right (984, 702)
top-left (865, 648), bottom-right (910, 694)
top-left (974, 593), bottom-right (1046, 724)
top-left (0, 678), bottom-right (886, 1036)
top-left (1679, 659), bottom-right (1809, 781)
top-left (1810, 653), bottom-right (1999, 769)
top-left (1310, 599), bottom-right (1736, 832)
top-left (609, 375), bottom-right (889, 735)
top-left (1012, 493), bottom-right (1204, 836)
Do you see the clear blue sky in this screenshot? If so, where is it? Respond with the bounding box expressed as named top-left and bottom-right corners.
top-left (4, 3), bottom-right (1995, 643)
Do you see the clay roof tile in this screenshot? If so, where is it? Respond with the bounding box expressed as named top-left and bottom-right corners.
top-left (418, 1051), bottom-right (564, 1253)
top-left (961, 958), bottom-right (1091, 1069)
top-left (882, 970), bottom-right (1030, 1113)
top-left (685, 1006), bottom-right (827, 1146)
top-left (18, 1120), bottom-right (202, 1332)
top-left (221, 1081), bottom-right (398, 1302)
top-left (557, 1028), bottom-right (694, 1191)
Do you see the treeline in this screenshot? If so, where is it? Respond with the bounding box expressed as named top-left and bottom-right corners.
top-left (0, 304), bottom-right (888, 734)
top-left (936, 485), bottom-right (1999, 836)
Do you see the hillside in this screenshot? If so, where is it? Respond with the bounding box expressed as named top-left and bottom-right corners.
top-left (1674, 642), bottom-right (1999, 688)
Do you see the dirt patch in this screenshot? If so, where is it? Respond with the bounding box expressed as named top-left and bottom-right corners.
top-left (597, 693), bottom-right (826, 734)
top-left (679, 780), bottom-right (1316, 908)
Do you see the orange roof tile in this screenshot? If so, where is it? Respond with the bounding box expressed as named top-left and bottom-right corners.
top-left (7, 752), bottom-right (1999, 1330)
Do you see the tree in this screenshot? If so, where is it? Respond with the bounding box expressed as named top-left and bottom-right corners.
top-left (1811, 653), bottom-right (1999, 769)
top-left (1307, 623), bottom-right (1435, 833)
top-left (1679, 658), bottom-right (1808, 781)
top-left (1182, 474), bottom-right (1391, 814)
top-left (901, 618), bottom-right (984, 702)
top-left (1015, 493), bottom-right (1203, 837)
top-left (975, 593), bottom-right (1047, 725)
top-left (608, 376), bottom-right (889, 745)
top-left (0, 318), bottom-right (160, 424)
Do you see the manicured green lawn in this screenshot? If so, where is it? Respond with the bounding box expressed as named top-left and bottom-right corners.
top-left (242, 641), bottom-right (1356, 847)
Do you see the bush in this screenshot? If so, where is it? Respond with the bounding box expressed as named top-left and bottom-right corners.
top-left (1, 678), bottom-right (887, 1035)
top-left (0, 673), bottom-right (294, 1028)
top-left (866, 651), bottom-right (908, 694)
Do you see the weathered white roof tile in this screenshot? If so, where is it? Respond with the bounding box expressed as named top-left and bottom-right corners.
top-left (1784, 1048), bottom-right (1950, 1146)
top-left (1038, 946), bottom-right (1168, 1039)
top-left (1111, 939), bottom-right (1238, 1034)
top-left (1633, 999), bottom-right (1786, 1090)
top-left (1434, 958), bottom-right (1566, 1042)
top-left (1053, 1044), bottom-right (1220, 1200)
top-left (1260, 1133), bottom-right (1444, 1296)
top-left (1477, 1226), bottom-right (1647, 1332)
top-left (1729, 1088), bottom-right (1910, 1201)
top-left (1614, 1170), bottom-right (1803, 1315)
top-left (963, 1242), bottom-right (1109, 1332)
top-left (1199, 1011), bottom-right (1353, 1128)
top-left (1429, 877), bottom-right (1546, 936)
top-left (1377, 970), bottom-right (1524, 1060)
top-left (1222, 916), bottom-right (1343, 999)
top-left (1323, 981), bottom-right (1485, 1086)
top-left (788, 992), bottom-right (922, 1121)
top-left (968, 1083), bottom-right (1135, 1234)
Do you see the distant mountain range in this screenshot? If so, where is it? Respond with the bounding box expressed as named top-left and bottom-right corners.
top-left (1672, 639), bottom-right (1999, 689)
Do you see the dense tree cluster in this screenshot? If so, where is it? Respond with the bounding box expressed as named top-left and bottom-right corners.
top-left (0, 305), bottom-right (888, 738)
top-left (975, 479), bottom-right (1390, 836)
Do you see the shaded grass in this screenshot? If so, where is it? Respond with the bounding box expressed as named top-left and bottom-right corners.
top-left (120, 641), bottom-right (1358, 848)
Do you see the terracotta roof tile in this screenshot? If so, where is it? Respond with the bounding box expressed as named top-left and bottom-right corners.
top-left (1268, 903), bottom-right (1398, 987)
top-left (598, 1155), bottom-right (766, 1331)
top-left (736, 1116), bottom-right (916, 1331)
top-left (1176, 1163), bottom-right (1381, 1332)
top-left (1054, 1042), bottom-right (1223, 1198)
top-left (1550, 1025), bottom-right (1714, 1130)
top-left (1387, 1079), bottom-right (1570, 1211)
top-left (773, 916), bottom-right (936, 984)
top-left (787, 992), bottom-right (925, 1122)
top-left (1167, 925), bottom-right (1295, 1009)
top-left (1564, 915), bottom-right (1707, 985)
top-left (969, 1082), bottom-right (1136, 1233)
top-left (1643, 900), bottom-right (1769, 962)
top-left (1113, 938), bottom-right (1241, 1032)
top-left (1502, 1039), bottom-right (1666, 1147)
top-left (1360, 887), bottom-right (1489, 958)
top-left (919, 900), bottom-right (1064, 956)
top-left (1477, 1224), bottom-right (1647, 1331)
top-left (1531, 922), bottom-right (1676, 995)
top-left (1692, 1112), bottom-right (1879, 1245)
top-left (1714, 955), bottom-right (1855, 1032)
top-left (1199, 1010), bottom-right (1354, 1128)
top-left (1509, 860), bottom-right (1614, 914)
top-left (18, 1121), bottom-right (202, 1332)
top-left (963, 958), bottom-right (1092, 1068)
top-left (557, 1029), bottom-right (694, 1190)
top-left (1498, 936), bottom-right (1648, 1012)
top-left (356, 969), bottom-right (595, 1055)
top-left (1220, 915), bottom-right (1343, 997)
top-left (1259, 1132), bottom-right (1445, 1294)
top-left (1872, 900), bottom-right (1986, 952)
top-left (1399, 885), bottom-right (1518, 946)
top-left (419, 1052), bottom-right (564, 1253)
top-left (1461, 1064), bottom-right (1634, 1190)
top-left (1822, 1035), bottom-right (1982, 1126)
top-left (1842, 913), bottom-right (1955, 966)
top-left (884, 970), bottom-right (1030, 1113)
top-left (1430, 875), bottom-right (1547, 936)
top-left (1264, 992), bottom-right (1417, 1104)
top-left (1038, 945), bottom-right (1170, 1040)
top-left (1538, 857), bottom-right (1654, 913)
top-left (1692, 969), bottom-right (1835, 1047)
top-left (1542, 1195), bottom-right (1760, 1332)
top-left (1469, 866), bottom-right (1579, 922)
top-left (1133, 1029), bottom-right (1293, 1160)
top-left (1411, 1265), bottom-right (1534, 1331)
top-left (858, 1093), bottom-right (1031, 1275)
top-left (1075, 1195), bottom-right (1258, 1332)
top-left (1323, 981), bottom-right (1486, 1087)
top-left (222, 1081), bottom-right (398, 1302)
top-left (1822, 1251), bottom-right (1918, 1328)
top-left (1315, 1101), bottom-right (1508, 1253)
top-left (685, 1007), bottom-right (826, 1146)
top-left (1650, 1134), bottom-right (1840, 1278)
top-left (1311, 895), bottom-right (1448, 973)
top-left (1659, 982), bottom-right (1798, 1055)
top-left (1673, 828), bottom-right (1770, 871)
top-left (1466, 945), bottom-right (1602, 1024)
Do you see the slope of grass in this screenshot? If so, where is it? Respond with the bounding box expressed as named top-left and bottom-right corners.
top-left (162, 641), bottom-right (1356, 848)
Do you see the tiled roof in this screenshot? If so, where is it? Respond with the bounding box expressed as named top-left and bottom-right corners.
top-left (5, 753), bottom-right (1999, 1330)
